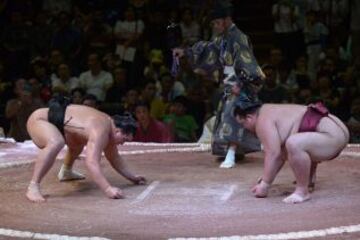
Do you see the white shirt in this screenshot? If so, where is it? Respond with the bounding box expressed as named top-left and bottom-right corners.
top-left (51, 74), bottom-right (79, 93)
top-left (114, 20), bottom-right (144, 40)
top-left (78, 70), bottom-right (113, 101)
top-left (272, 3), bottom-right (300, 33)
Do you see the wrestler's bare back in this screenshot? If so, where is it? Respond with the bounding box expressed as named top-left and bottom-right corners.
top-left (28, 104), bottom-right (114, 146)
top-left (258, 104), bottom-right (349, 145)
top-left (258, 104), bottom-right (307, 143)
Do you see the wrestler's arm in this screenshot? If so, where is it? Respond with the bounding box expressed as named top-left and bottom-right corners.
top-left (250, 118), bottom-right (282, 198)
top-left (104, 144), bottom-right (146, 185)
top-left (256, 118), bottom-right (283, 184)
top-left (83, 123), bottom-right (123, 198)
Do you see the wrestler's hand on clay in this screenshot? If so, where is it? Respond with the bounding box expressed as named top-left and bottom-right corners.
top-left (105, 186), bottom-right (125, 199)
top-left (131, 175), bottom-right (147, 185)
top-left (251, 178), bottom-right (270, 198)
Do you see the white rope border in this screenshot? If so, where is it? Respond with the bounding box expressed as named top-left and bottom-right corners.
top-left (169, 224), bottom-right (360, 240)
top-left (0, 227), bottom-right (110, 240)
top-left (0, 144), bottom-right (211, 169)
top-left (339, 151), bottom-right (360, 158)
top-left (0, 159), bottom-right (34, 169)
top-left (118, 144), bottom-right (211, 155)
top-left (1, 141), bottom-right (360, 170)
top-left (124, 142), bottom-right (360, 148)
top-left (347, 144), bottom-right (360, 147)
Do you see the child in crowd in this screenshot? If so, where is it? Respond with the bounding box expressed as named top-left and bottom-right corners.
top-left (163, 96), bottom-right (198, 142)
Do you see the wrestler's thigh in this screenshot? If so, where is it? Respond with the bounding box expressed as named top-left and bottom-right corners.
top-left (286, 132), bottom-right (340, 161)
top-left (27, 120), bottom-right (64, 149)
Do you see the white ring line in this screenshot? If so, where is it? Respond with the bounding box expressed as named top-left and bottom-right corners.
top-left (124, 142), bottom-right (207, 147)
top-left (220, 184), bottom-right (238, 202)
top-left (0, 228), bottom-right (111, 240)
top-left (132, 181), bottom-right (160, 204)
top-left (340, 152), bottom-right (360, 157)
top-left (0, 146), bottom-right (211, 170)
top-left (2, 142), bottom-right (359, 170)
top-left (0, 159), bottom-right (34, 169)
top-left (168, 224), bottom-right (360, 240)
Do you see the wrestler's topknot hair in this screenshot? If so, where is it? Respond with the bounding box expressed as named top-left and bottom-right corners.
top-left (233, 95), bottom-right (262, 118)
top-left (209, 0), bottom-right (233, 20)
top-left (112, 113), bottom-right (138, 135)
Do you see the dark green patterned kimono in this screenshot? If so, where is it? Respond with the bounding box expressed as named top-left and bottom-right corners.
top-left (184, 24), bottom-right (264, 156)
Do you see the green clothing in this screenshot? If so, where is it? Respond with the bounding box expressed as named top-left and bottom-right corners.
top-left (163, 114), bottom-right (198, 142)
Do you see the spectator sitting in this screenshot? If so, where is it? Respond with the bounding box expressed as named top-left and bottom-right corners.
top-left (143, 49), bottom-right (169, 92)
top-left (83, 10), bottom-right (113, 54)
top-left (317, 57), bottom-right (342, 88)
top-left (51, 63), bottom-right (79, 95)
top-left (114, 7), bottom-right (144, 63)
top-left (48, 49), bottom-right (65, 75)
top-left (30, 58), bottom-right (52, 102)
top-left (186, 85), bottom-right (207, 137)
top-left (122, 88), bottom-right (140, 116)
top-left (160, 72), bottom-right (186, 103)
top-left (268, 47), bottom-right (287, 83)
top-left (163, 96), bottom-right (198, 142)
top-left (5, 80), bottom-right (44, 142)
top-left (82, 93), bottom-right (99, 109)
top-left (140, 81), bottom-right (167, 120)
top-left (103, 53), bottom-right (121, 73)
top-left (272, 0), bottom-right (301, 65)
top-left (312, 74), bottom-right (341, 115)
top-left (51, 11), bottom-right (82, 65)
top-left (106, 66), bottom-right (128, 103)
top-left (304, 10), bottom-right (329, 81)
top-left (286, 55), bottom-right (311, 92)
top-left (259, 64), bottom-right (289, 103)
top-left (104, 66), bottom-right (128, 115)
top-left (133, 101), bottom-right (173, 143)
top-left (179, 8), bottom-right (201, 46)
top-left (78, 53), bottom-right (114, 102)
top-left (70, 87), bottom-right (85, 104)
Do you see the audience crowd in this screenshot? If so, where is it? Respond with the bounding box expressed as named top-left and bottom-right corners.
top-left (0, 0), bottom-right (359, 143)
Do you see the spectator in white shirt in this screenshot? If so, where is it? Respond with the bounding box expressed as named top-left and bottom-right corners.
top-left (180, 8), bottom-right (201, 46)
top-left (304, 10), bottom-right (329, 81)
top-left (114, 7), bottom-right (144, 63)
top-left (78, 53), bottom-right (113, 101)
top-left (51, 63), bottom-right (79, 95)
top-left (272, 0), bottom-right (302, 65)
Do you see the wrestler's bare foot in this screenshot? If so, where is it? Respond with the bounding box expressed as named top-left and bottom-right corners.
top-left (283, 190), bottom-right (310, 204)
top-left (293, 180), bottom-right (316, 192)
top-left (58, 165), bottom-right (85, 181)
top-left (26, 182), bottom-right (46, 203)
